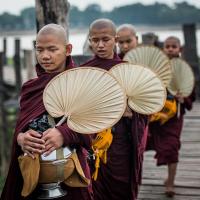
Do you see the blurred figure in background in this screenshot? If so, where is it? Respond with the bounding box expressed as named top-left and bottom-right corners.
top-left (117, 24), bottom-right (138, 59)
top-left (147, 36), bottom-right (195, 198)
top-left (81, 18), bottom-right (148, 200)
top-left (142, 32), bottom-right (163, 48)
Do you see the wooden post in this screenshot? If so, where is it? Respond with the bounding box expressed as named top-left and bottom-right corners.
top-left (3, 38), bottom-right (7, 65)
top-left (142, 33), bottom-right (158, 45)
top-left (0, 52), bottom-right (3, 84)
top-left (142, 32), bottom-right (163, 48)
top-left (35, 0), bottom-right (70, 39)
top-left (182, 24), bottom-right (200, 98)
top-left (0, 52), bottom-right (8, 176)
top-left (14, 39), bottom-right (22, 95)
top-left (24, 50), bottom-right (36, 80)
top-left (72, 55), bottom-right (93, 66)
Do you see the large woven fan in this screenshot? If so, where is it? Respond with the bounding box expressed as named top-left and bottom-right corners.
top-left (167, 58), bottom-right (195, 97)
top-left (109, 63), bottom-right (166, 115)
top-left (43, 67), bottom-right (126, 134)
top-left (123, 45), bottom-right (171, 87)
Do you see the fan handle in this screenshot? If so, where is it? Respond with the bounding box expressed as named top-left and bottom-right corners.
top-left (56, 115), bottom-right (68, 127)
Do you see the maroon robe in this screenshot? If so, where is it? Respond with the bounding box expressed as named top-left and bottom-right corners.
top-left (81, 54), bottom-right (148, 200)
top-left (118, 52), bottom-right (125, 60)
top-left (0, 56), bottom-right (94, 200)
top-left (147, 90), bottom-right (196, 166)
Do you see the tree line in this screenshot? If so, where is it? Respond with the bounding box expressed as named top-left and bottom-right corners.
top-left (0, 1), bottom-right (200, 31)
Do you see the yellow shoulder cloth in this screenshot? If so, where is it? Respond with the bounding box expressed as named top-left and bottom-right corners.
top-left (92, 128), bottom-right (113, 180)
top-left (150, 99), bottom-right (177, 124)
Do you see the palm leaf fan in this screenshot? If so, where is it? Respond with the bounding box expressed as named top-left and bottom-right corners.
top-left (109, 63), bottom-right (166, 115)
top-left (123, 45), bottom-right (172, 87)
top-left (167, 58), bottom-right (195, 97)
top-left (43, 67), bottom-right (127, 134)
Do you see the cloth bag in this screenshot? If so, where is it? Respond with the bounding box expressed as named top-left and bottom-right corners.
top-left (18, 151), bottom-right (90, 197)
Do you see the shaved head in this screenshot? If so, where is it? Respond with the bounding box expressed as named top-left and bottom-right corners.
top-left (88, 18), bottom-right (117, 59)
top-left (164, 36), bottom-right (181, 45)
top-left (117, 23), bottom-right (138, 55)
top-left (117, 24), bottom-right (136, 36)
top-left (89, 18), bottom-right (116, 36)
top-left (36, 23), bottom-right (67, 44)
top-left (163, 36), bottom-right (181, 58)
top-left (35, 23), bottom-right (72, 73)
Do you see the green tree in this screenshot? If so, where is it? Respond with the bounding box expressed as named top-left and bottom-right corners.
top-left (20, 7), bottom-right (36, 30)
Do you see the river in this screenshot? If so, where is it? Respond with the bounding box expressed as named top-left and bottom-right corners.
top-left (0, 27), bottom-right (200, 57)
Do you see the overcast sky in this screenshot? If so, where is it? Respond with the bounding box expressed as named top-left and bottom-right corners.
top-left (0, 0), bottom-right (199, 15)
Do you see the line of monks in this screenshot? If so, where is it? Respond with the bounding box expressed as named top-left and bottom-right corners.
top-left (0, 18), bottom-right (195, 200)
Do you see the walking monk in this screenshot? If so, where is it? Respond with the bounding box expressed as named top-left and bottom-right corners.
top-left (147, 36), bottom-right (196, 197)
top-left (81, 18), bottom-right (148, 200)
top-left (0, 24), bottom-right (93, 200)
top-left (117, 24), bottom-right (138, 59)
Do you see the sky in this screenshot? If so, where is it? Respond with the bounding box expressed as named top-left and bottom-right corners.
top-left (0, 0), bottom-right (200, 15)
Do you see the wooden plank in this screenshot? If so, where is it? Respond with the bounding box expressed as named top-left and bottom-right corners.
top-left (139, 185), bottom-right (200, 196)
top-left (142, 170), bottom-right (200, 178)
top-left (142, 179), bottom-right (200, 188)
top-left (139, 102), bottom-right (200, 199)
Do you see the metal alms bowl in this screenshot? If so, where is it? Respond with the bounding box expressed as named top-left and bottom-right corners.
top-left (37, 147), bottom-right (74, 199)
top-left (39, 146), bottom-right (74, 184)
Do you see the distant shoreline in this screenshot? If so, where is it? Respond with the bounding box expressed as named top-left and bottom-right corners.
top-left (1, 24), bottom-right (199, 36)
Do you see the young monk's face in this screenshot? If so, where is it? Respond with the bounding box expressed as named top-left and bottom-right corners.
top-left (117, 29), bottom-right (137, 54)
top-left (163, 39), bottom-right (181, 59)
top-left (89, 27), bottom-right (116, 59)
top-left (35, 33), bottom-right (72, 73)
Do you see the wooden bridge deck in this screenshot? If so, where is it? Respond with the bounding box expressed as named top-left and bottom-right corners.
top-left (138, 101), bottom-right (200, 200)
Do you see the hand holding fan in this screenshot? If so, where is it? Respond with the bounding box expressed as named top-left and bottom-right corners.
top-left (167, 58), bottom-right (195, 117)
top-left (109, 63), bottom-right (166, 115)
top-left (43, 67), bottom-right (127, 134)
top-left (123, 45), bottom-right (172, 87)
top-left (167, 58), bottom-right (195, 97)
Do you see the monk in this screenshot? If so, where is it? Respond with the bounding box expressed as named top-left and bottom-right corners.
top-left (117, 24), bottom-right (138, 59)
top-left (147, 36), bottom-right (196, 197)
top-left (81, 18), bottom-right (148, 200)
top-left (0, 24), bottom-right (93, 200)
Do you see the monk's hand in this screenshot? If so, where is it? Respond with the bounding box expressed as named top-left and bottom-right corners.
top-left (123, 105), bottom-right (133, 118)
top-left (42, 128), bottom-right (64, 156)
top-left (17, 130), bottom-right (45, 159)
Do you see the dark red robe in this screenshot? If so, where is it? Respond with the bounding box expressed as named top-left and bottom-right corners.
top-left (0, 56), bottom-right (94, 200)
top-left (81, 54), bottom-right (148, 200)
top-left (118, 52), bottom-right (125, 60)
top-left (146, 90), bottom-right (196, 166)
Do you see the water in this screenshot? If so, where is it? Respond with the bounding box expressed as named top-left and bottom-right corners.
top-left (0, 31), bottom-right (88, 56)
top-left (0, 28), bottom-right (200, 57)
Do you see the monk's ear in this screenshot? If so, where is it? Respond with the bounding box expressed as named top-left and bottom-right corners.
top-left (66, 43), bottom-right (72, 56)
top-left (88, 37), bottom-right (92, 44)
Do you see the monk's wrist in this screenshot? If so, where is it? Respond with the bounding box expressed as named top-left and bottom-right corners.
top-left (17, 132), bottom-right (24, 147)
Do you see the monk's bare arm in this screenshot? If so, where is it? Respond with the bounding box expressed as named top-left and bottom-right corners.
top-left (56, 124), bottom-right (92, 149)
